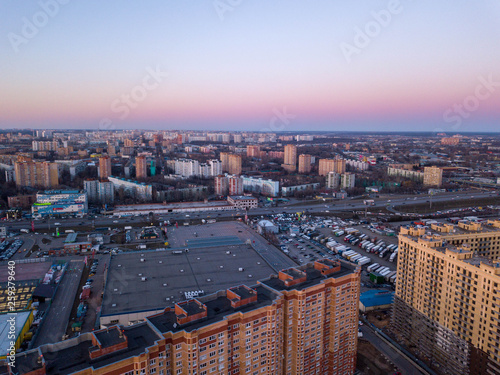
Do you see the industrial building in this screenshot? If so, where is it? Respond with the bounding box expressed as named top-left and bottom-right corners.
top-left (100, 243), bottom-right (277, 327)
top-left (391, 219), bottom-right (500, 375)
top-left (359, 290), bottom-right (394, 313)
top-left (14, 259), bottom-right (360, 375)
top-left (227, 195), bottom-right (258, 210)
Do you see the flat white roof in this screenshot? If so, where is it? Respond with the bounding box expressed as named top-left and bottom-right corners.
top-left (0, 311), bottom-right (32, 355)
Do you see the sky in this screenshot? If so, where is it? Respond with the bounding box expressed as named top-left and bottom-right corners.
top-left (1, 0), bottom-right (500, 132)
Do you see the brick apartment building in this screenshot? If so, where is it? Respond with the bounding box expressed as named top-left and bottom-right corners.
top-left (12, 259), bottom-right (360, 375)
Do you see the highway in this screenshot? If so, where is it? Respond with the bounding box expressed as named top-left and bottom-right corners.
top-left (3, 191), bottom-right (497, 233)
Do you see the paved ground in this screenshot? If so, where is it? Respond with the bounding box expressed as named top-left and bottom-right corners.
top-left (33, 260), bottom-right (84, 346)
top-left (360, 325), bottom-right (426, 375)
top-left (80, 255), bottom-right (110, 333)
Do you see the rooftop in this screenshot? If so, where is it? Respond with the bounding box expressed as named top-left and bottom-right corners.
top-left (26, 323), bottom-right (160, 375)
top-left (0, 311), bottom-right (32, 356)
top-left (229, 195), bottom-right (257, 200)
top-left (113, 200), bottom-right (231, 212)
top-left (360, 289), bottom-right (394, 308)
top-left (101, 243), bottom-right (276, 317)
top-left (147, 284), bottom-right (278, 334)
top-left (15, 259), bottom-right (359, 374)
top-left (263, 263), bottom-right (356, 292)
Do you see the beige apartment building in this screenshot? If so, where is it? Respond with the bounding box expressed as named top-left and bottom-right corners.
top-left (318, 158), bottom-right (346, 176)
top-left (282, 145), bottom-right (297, 172)
top-left (423, 166), bottom-right (443, 187)
top-left (15, 260), bottom-right (360, 375)
top-left (392, 219), bottom-right (500, 375)
top-left (135, 155), bottom-right (147, 179)
top-left (228, 154), bottom-right (242, 175)
top-left (99, 155), bottom-right (112, 180)
top-left (220, 152), bottom-right (230, 172)
top-left (14, 160), bottom-right (59, 188)
top-left (298, 154), bottom-right (312, 174)
top-left (247, 145), bottom-right (261, 158)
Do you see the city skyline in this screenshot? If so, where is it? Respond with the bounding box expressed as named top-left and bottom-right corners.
top-left (1, 1), bottom-right (500, 132)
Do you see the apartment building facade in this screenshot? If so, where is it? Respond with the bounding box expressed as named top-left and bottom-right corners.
top-left (282, 145), bottom-right (297, 172)
top-left (228, 154), bottom-right (242, 175)
top-left (99, 155), bottom-right (112, 180)
top-left (423, 166), bottom-right (443, 187)
top-left (136, 155), bottom-right (148, 179)
top-left (318, 158), bottom-right (345, 176)
top-left (14, 160), bottom-right (59, 188)
top-left (392, 219), bottom-right (500, 375)
top-left (298, 154), bottom-right (312, 174)
top-left (14, 260), bottom-right (360, 375)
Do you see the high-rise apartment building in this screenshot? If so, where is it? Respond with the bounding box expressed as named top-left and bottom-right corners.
top-left (228, 154), bottom-right (242, 175)
top-left (14, 160), bottom-right (59, 188)
top-left (340, 173), bottom-right (355, 189)
top-left (215, 175), bottom-right (229, 195)
top-left (135, 155), bottom-right (148, 179)
top-left (220, 152), bottom-right (230, 172)
top-left (228, 175), bottom-right (243, 195)
top-left (423, 166), bottom-right (443, 187)
top-left (98, 155), bottom-right (112, 180)
top-left (282, 144), bottom-right (297, 172)
top-left (247, 145), bottom-right (261, 158)
top-left (32, 140), bottom-right (58, 151)
top-left (298, 154), bottom-right (312, 173)
top-left (208, 159), bottom-right (222, 176)
top-left (392, 219), bottom-right (500, 375)
top-left (124, 138), bottom-right (135, 147)
top-left (14, 259), bottom-right (360, 375)
top-left (326, 171), bottom-right (340, 189)
top-left (84, 179), bottom-right (115, 204)
top-left (318, 157), bottom-right (346, 176)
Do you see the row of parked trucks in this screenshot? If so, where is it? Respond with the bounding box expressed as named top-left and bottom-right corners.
top-left (325, 228), bottom-right (397, 284)
top-left (343, 232), bottom-right (398, 263)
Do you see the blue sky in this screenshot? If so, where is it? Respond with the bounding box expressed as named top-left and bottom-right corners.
top-left (1, 0), bottom-right (499, 132)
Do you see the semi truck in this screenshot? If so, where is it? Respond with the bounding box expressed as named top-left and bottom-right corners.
top-left (367, 263), bottom-right (380, 272)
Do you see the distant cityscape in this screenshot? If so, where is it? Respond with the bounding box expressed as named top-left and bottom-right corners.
top-left (0, 129), bottom-right (499, 375)
top-left (1, 130), bottom-right (499, 218)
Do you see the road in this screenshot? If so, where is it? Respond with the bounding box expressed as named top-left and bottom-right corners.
top-left (2, 191), bottom-right (497, 234)
top-left (360, 324), bottom-right (428, 375)
top-left (33, 260), bottom-right (84, 346)
top-left (81, 255), bottom-right (109, 333)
